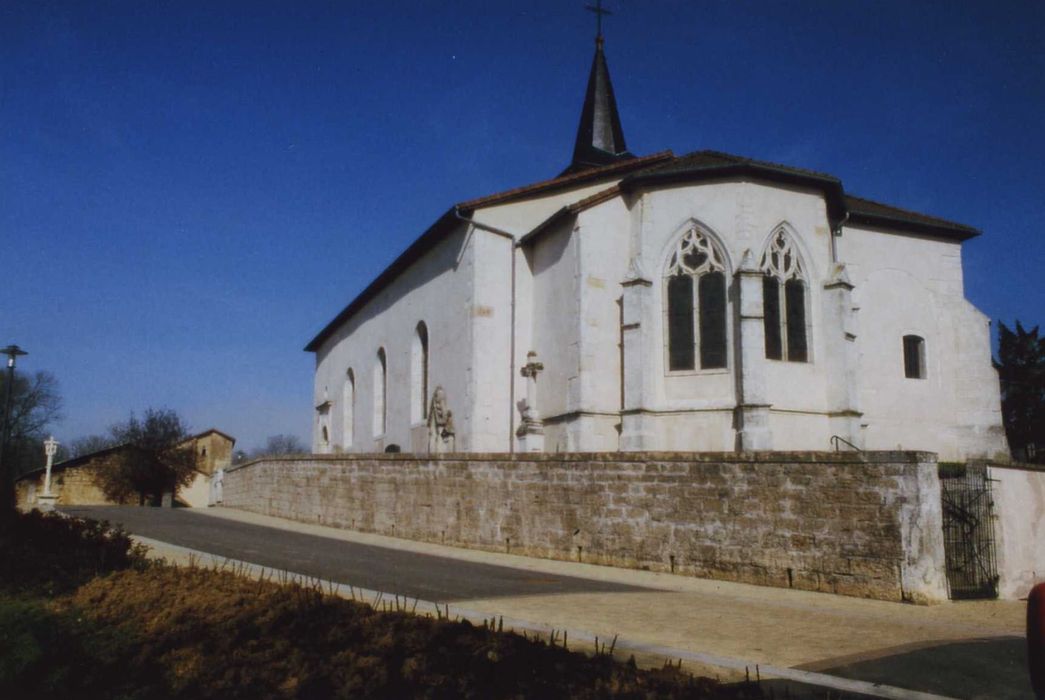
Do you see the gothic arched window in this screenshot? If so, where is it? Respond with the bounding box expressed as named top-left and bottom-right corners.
top-left (373, 348), bottom-right (387, 436)
top-left (343, 368), bottom-right (355, 448)
top-left (664, 227), bottom-right (728, 371)
top-left (760, 229), bottom-right (808, 362)
top-left (411, 322), bottom-right (429, 424)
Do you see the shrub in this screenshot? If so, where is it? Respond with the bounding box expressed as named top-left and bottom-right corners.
top-left (0, 511), bottom-right (148, 597)
top-left (0, 597), bottom-right (165, 700)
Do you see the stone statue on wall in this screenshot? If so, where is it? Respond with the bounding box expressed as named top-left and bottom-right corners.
top-left (516, 351), bottom-right (545, 452)
top-left (427, 386), bottom-right (456, 453)
top-left (209, 468), bottom-right (224, 505)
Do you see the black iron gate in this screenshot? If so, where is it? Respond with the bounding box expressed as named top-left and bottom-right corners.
top-left (939, 463), bottom-right (999, 599)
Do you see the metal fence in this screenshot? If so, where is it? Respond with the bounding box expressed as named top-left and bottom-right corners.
top-left (939, 462), bottom-right (999, 600)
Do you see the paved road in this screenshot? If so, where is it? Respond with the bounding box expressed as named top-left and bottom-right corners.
top-left (62, 506), bottom-right (655, 602)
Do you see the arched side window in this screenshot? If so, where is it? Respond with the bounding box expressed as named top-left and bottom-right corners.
top-left (343, 369), bottom-right (355, 448)
top-left (903, 335), bottom-right (926, 379)
top-left (373, 348), bottom-right (387, 437)
top-left (760, 228), bottom-right (809, 363)
top-left (411, 322), bottom-right (429, 424)
top-left (664, 226), bottom-right (728, 371)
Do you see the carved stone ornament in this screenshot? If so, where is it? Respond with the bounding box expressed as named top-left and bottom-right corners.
top-left (666, 227), bottom-right (725, 277)
top-left (760, 228), bottom-right (804, 282)
top-left (427, 386), bottom-right (456, 453)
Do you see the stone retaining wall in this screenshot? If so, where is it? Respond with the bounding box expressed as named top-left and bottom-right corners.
top-left (223, 451), bottom-right (948, 603)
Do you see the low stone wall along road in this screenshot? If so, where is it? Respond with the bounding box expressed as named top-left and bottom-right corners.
top-left (60, 506), bottom-right (656, 602)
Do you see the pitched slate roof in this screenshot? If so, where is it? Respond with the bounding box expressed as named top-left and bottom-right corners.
top-left (305, 148), bottom-right (980, 352)
top-left (458, 151), bottom-right (672, 211)
top-left (844, 194), bottom-right (979, 239)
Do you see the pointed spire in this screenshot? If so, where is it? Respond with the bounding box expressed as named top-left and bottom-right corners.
top-left (563, 36), bottom-right (634, 175)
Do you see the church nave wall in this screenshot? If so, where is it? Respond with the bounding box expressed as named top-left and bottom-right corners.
top-left (311, 225), bottom-right (478, 454)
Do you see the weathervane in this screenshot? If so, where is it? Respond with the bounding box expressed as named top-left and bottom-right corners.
top-left (585, 0), bottom-right (612, 40)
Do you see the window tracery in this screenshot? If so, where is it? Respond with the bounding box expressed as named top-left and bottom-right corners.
top-left (664, 226), bottom-right (728, 371)
top-left (759, 229), bottom-right (804, 282)
top-left (759, 228), bottom-right (808, 362)
top-left (666, 228), bottom-right (726, 276)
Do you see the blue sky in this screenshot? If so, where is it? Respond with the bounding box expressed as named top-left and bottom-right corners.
top-left (2, 1), bottom-right (1042, 452)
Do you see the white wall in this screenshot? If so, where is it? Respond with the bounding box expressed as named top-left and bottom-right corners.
top-left (313, 225), bottom-right (476, 453)
top-left (313, 173), bottom-right (1006, 460)
top-left (610, 181), bottom-right (836, 451)
top-left (990, 464), bottom-right (1045, 599)
top-left (531, 219), bottom-right (581, 447)
top-left (843, 225), bottom-right (1008, 460)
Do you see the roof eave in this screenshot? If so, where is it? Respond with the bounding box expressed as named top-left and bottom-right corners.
top-left (620, 163), bottom-right (848, 224)
top-left (846, 211), bottom-right (980, 241)
top-left (304, 208), bottom-right (463, 353)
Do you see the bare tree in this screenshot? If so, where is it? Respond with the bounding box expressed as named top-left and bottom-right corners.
top-left (251, 434), bottom-right (307, 458)
top-left (66, 434), bottom-right (118, 460)
top-left (0, 370), bottom-right (63, 478)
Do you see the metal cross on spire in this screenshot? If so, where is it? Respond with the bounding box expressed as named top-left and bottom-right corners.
top-left (585, 0), bottom-right (612, 40)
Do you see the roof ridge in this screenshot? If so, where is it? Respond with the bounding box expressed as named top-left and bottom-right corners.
top-left (685, 149), bottom-right (840, 181)
top-left (457, 151), bottom-right (673, 211)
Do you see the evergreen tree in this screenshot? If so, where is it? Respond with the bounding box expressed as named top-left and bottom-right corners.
top-left (996, 321), bottom-right (1045, 462)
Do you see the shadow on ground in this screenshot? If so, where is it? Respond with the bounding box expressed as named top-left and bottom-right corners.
top-left (807, 636), bottom-right (1030, 700)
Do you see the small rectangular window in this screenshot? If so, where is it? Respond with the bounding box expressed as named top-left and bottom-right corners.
top-left (903, 335), bottom-right (925, 379)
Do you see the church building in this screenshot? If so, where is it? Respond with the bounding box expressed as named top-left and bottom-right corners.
top-left (306, 31), bottom-right (1008, 462)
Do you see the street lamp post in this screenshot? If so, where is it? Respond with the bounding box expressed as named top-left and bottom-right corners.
top-left (0, 344), bottom-right (28, 514)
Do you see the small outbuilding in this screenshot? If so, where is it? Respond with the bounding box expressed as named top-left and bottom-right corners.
top-left (15, 429), bottom-right (235, 509)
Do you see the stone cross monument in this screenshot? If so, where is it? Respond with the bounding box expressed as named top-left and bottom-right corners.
top-left (516, 351), bottom-right (545, 452)
top-left (38, 435), bottom-right (59, 512)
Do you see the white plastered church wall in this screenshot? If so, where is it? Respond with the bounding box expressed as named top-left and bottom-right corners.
top-left (842, 225), bottom-right (1007, 460)
top-left (312, 171), bottom-right (1005, 460)
top-left (466, 224), bottom-right (514, 451)
top-left (529, 217), bottom-right (582, 451)
top-left (312, 225), bottom-right (476, 453)
top-left (465, 177), bottom-right (640, 452)
top-left (568, 197), bottom-right (632, 451)
top-left (623, 181), bottom-right (840, 451)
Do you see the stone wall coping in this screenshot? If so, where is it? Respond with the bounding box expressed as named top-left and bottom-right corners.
top-left (227, 450), bottom-right (937, 473)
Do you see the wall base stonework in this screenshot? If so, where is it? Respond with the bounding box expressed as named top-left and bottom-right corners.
top-left (223, 451), bottom-right (948, 603)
